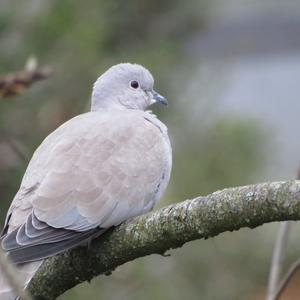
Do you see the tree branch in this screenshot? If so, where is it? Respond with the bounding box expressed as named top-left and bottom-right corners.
top-left (266, 221), bottom-right (291, 300)
top-left (273, 258), bottom-right (300, 300)
top-left (27, 180), bottom-right (300, 300)
top-left (0, 57), bottom-right (52, 98)
top-left (266, 167), bottom-right (300, 299)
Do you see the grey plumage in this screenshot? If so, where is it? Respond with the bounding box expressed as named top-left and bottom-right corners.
top-left (0, 63), bottom-right (172, 299)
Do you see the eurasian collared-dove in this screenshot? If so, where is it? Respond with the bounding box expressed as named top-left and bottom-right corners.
top-left (0, 63), bottom-right (172, 299)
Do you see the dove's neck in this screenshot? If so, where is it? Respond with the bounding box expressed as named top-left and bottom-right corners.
top-left (91, 99), bottom-right (128, 111)
top-left (91, 92), bottom-right (148, 111)
top-left (91, 98), bottom-right (146, 111)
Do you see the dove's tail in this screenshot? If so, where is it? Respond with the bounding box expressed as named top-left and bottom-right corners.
top-left (0, 260), bottom-right (42, 300)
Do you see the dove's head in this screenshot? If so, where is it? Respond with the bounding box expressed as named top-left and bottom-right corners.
top-left (91, 63), bottom-right (167, 111)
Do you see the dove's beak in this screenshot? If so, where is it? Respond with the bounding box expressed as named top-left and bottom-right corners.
top-left (152, 90), bottom-right (168, 106)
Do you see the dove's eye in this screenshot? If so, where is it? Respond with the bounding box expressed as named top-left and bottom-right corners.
top-left (130, 80), bottom-right (139, 89)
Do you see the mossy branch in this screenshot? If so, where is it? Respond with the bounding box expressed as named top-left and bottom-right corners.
top-left (28, 180), bottom-right (300, 299)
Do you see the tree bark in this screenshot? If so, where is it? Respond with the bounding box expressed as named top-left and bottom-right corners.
top-left (27, 180), bottom-right (300, 300)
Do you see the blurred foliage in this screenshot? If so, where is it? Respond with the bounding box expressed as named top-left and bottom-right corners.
top-left (0, 1), bottom-right (290, 300)
top-left (172, 118), bottom-right (265, 201)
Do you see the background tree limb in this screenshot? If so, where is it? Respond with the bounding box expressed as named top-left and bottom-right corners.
top-left (28, 180), bottom-right (300, 300)
top-left (0, 57), bottom-right (52, 98)
top-left (273, 258), bottom-right (300, 300)
top-left (266, 167), bottom-right (300, 299)
top-left (266, 221), bottom-right (291, 300)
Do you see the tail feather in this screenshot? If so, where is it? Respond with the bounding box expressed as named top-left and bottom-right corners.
top-left (0, 261), bottom-right (42, 300)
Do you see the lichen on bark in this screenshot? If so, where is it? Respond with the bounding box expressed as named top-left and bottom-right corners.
top-left (28, 180), bottom-right (300, 300)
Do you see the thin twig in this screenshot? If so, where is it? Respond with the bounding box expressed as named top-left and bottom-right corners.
top-left (5, 137), bottom-right (29, 163)
top-left (273, 258), bottom-right (300, 300)
top-left (0, 247), bottom-right (32, 300)
top-left (266, 221), bottom-right (291, 300)
top-left (266, 167), bottom-right (300, 300)
top-left (0, 57), bottom-right (52, 98)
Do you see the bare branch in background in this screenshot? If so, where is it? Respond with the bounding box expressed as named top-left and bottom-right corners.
top-left (0, 57), bottom-right (51, 166)
top-left (0, 57), bottom-right (52, 98)
top-left (266, 167), bottom-right (300, 300)
top-left (0, 247), bottom-right (32, 300)
top-left (273, 258), bottom-right (300, 300)
top-left (0, 58), bottom-right (51, 298)
top-left (266, 221), bottom-right (291, 300)
top-left (4, 137), bottom-right (30, 163)
top-left (27, 180), bottom-right (300, 300)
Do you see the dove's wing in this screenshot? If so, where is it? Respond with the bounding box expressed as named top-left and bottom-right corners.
top-left (1, 109), bottom-right (172, 263)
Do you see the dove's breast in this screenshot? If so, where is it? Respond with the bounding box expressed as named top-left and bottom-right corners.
top-left (83, 109), bottom-right (172, 226)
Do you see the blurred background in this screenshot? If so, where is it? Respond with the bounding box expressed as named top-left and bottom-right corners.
top-left (1, 0), bottom-right (300, 299)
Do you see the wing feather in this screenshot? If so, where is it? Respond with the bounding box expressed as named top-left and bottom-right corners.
top-left (1, 110), bottom-right (171, 264)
